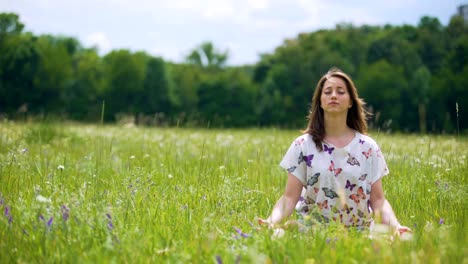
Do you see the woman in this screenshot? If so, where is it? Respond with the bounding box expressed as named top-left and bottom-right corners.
top-left (259, 67), bottom-right (411, 235)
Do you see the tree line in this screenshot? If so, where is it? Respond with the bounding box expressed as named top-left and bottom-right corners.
top-left (0, 12), bottom-right (466, 133)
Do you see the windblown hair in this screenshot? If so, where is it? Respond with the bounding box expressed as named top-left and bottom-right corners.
top-left (302, 67), bottom-right (370, 151)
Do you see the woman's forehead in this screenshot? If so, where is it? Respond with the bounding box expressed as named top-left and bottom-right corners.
top-left (323, 76), bottom-right (346, 88)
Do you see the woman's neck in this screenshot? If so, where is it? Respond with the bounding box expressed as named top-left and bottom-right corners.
top-left (324, 114), bottom-right (350, 137)
top-left (323, 114), bottom-right (355, 147)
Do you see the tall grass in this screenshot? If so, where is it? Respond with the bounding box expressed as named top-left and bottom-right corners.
top-left (0, 122), bottom-right (466, 263)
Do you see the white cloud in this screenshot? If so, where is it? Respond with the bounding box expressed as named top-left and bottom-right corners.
top-left (246, 0), bottom-right (270, 10)
top-left (1, 0), bottom-right (457, 65)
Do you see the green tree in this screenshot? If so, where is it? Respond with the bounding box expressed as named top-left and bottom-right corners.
top-left (63, 48), bottom-right (103, 120)
top-left (141, 56), bottom-right (172, 115)
top-left (186, 41), bottom-right (228, 69)
top-left (33, 35), bottom-right (74, 113)
top-left (0, 13), bottom-right (24, 42)
top-left (410, 66), bottom-right (431, 133)
top-left (0, 33), bottom-right (39, 114)
top-left (102, 50), bottom-right (146, 121)
top-left (358, 60), bottom-right (408, 131)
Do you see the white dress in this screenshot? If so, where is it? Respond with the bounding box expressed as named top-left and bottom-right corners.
top-left (279, 132), bottom-right (389, 227)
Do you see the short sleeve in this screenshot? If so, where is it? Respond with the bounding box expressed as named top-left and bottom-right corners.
top-left (279, 138), bottom-right (307, 186)
top-left (369, 144), bottom-right (390, 184)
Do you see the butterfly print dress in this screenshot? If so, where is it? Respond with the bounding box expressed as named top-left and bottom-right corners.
top-left (280, 132), bottom-right (389, 227)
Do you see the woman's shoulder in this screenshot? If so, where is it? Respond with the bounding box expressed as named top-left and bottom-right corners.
top-left (292, 133), bottom-right (313, 145)
top-left (355, 132), bottom-right (380, 147)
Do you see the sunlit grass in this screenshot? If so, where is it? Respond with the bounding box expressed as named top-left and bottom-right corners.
top-left (0, 122), bottom-right (466, 263)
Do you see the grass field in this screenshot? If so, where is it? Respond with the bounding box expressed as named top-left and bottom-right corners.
top-left (0, 122), bottom-right (466, 263)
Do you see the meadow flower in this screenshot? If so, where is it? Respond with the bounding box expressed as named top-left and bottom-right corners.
top-left (4, 205), bottom-right (12, 224)
top-left (61, 205), bottom-right (70, 221)
top-left (439, 218), bottom-right (445, 224)
top-left (36, 195), bottom-right (51, 203)
top-left (216, 255), bottom-right (223, 264)
top-left (107, 213), bottom-right (114, 230)
top-left (233, 227), bottom-right (250, 238)
top-left (47, 217), bottom-right (54, 227)
top-left (57, 165), bottom-right (65, 170)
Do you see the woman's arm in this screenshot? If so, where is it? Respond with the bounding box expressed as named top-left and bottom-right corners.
top-left (260, 173), bottom-right (303, 227)
top-left (370, 179), bottom-right (411, 234)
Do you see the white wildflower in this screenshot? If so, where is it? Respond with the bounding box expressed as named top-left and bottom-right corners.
top-left (57, 165), bottom-right (65, 170)
top-left (36, 195), bottom-right (51, 203)
top-left (168, 174), bottom-right (173, 179)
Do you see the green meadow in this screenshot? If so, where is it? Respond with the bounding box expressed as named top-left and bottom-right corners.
top-left (0, 122), bottom-right (466, 263)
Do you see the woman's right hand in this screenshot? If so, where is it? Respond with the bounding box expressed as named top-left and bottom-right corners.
top-left (257, 217), bottom-right (274, 229)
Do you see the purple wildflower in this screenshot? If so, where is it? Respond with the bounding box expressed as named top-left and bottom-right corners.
top-left (106, 213), bottom-right (114, 230)
top-left (61, 205), bottom-right (70, 221)
top-left (216, 255), bottom-right (223, 264)
top-left (439, 218), bottom-right (445, 225)
top-left (47, 217), bottom-right (53, 227)
top-left (4, 206), bottom-right (10, 217)
top-left (233, 227), bottom-right (250, 238)
top-left (326, 237), bottom-right (331, 244)
top-left (39, 214), bottom-right (45, 221)
top-left (4, 206), bottom-right (12, 224)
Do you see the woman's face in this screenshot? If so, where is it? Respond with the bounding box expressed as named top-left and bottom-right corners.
top-left (320, 76), bottom-right (352, 114)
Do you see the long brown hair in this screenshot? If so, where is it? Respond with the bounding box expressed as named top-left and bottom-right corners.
top-left (302, 67), bottom-right (369, 151)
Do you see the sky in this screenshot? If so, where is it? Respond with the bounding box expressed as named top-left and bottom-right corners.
top-left (0, 0), bottom-right (465, 65)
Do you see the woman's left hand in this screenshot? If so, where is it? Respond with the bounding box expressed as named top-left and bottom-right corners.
top-left (395, 225), bottom-right (412, 235)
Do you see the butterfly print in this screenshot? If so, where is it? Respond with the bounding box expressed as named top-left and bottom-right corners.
top-left (317, 200), bottom-right (328, 210)
top-left (307, 173), bottom-right (320, 186)
top-left (295, 138), bottom-right (305, 145)
top-left (287, 166), bottom-right (297, 173)
top-left (298, 152), bottom-right (304, 164)
top-left (362, 148), bottom-right (372, 159)
top-left (358, 174), bottom-right (367, 181)
top-left (359, 139), bottom-right (365, 144)
top-left (349, 187), bottom-right (367, 204)
top-left (298, 152), bottom-right (314, 167)
top-left (376, 148), bottom-right (382, 157)
top-left (347, 154), bottom-right (360, 166)
top-left (297, 204), bottom-right (310, 214)
top-left (357, 209), bottom-right (365, 218)
top-left (343, 204), bottom-right (353, 214)
top-left (313, 187), bottom-right (320, 194)
top-left (322, 187), bottom-right (339, 199)
top-left (303, 154), bottom-right (314, 167)
top-left (330, 205), bottom-right (340, 214)
top-left (349, 214), bottom-right (358, 225)
top-left (345, 180), bottom-right (357, 191)
top-left (328, 160), bottom-right (343, 177)
top-left (306, 196), bottom-right (316, 204)
top-left (323, 144), bottom-right (335, 154)
top-left (333, 214), bottom-right (343, 222)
